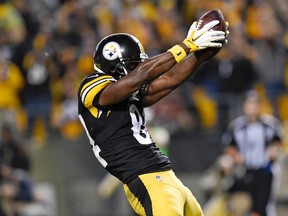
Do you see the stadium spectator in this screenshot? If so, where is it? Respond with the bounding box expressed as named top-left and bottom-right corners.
top-left (21, 32), bottom-right (56, 141)
top-left (0, 163), bottom-right (34, 216)
top-left (0, 46), bottom-right (25, 132)
top-left (0, 123), bottom-right (31, 172)
top-left (53, 72), bottom-right (83, 140)
top-left (0, 122), bottom-right (33, 216)
top-left (0, 0), bottom-right (26, 45)
top-left (245, 1), bottom-right (286, 116)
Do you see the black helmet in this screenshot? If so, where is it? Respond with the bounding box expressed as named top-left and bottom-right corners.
top-left (93, 33), bottom-right (148, 79)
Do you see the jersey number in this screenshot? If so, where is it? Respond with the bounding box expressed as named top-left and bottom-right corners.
top-left (129, 104), bottom-right (152, 145)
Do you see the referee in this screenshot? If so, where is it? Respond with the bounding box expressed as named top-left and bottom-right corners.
top-left (221, 91), bottom-right (283, 216)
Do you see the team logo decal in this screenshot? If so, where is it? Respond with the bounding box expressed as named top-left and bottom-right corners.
top-left (102, 41), bottom-right (121, 61)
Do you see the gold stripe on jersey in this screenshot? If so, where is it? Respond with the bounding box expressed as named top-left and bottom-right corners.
top-left (84, 79), bottom-right (113, 107)
top-left (80, 75), bottom-right (113, 96)
top-left (80, 75), bottom-right (115, 118)
top-left (89, 106), bottom-right (100, 119)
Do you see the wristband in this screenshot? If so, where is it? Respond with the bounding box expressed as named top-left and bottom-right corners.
top-left (167, 45), bottom-right (187, 63)
top-left (183, 38), bottom-right (198, 52)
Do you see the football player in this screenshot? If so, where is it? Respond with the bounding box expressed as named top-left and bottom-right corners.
top-left (78, 20), bottom-right (227, 216)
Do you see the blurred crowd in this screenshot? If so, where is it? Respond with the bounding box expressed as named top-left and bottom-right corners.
top-left (0, 0), bottom-right (287, 138)
top-left (0, 0), bottom-right (288, 215)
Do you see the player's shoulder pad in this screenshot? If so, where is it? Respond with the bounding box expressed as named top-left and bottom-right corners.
top-left (81, 73), bottom-right (116, 85)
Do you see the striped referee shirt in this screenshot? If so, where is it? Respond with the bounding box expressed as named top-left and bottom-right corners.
top-left (221, 114), bottom-right (282, 169)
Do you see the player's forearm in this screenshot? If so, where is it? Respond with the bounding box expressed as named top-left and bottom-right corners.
top-left (98, 48), bottom-right (184, 107)
top-left (133, 43), bottom-right (190, 83)
top-left (141, 54), bottom-right (201, 107)
top-left (161, 53), bottom-right (201, 87)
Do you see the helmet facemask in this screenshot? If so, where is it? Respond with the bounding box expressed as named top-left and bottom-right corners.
top-left (113, 53), bottom-right (148, 76)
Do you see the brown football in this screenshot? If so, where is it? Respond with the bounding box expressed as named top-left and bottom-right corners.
top-left (194, 9), bottom-right (226, 62)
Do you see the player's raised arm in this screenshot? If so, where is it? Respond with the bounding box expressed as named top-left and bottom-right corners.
top-left (141, 20), bottom-right (226, 106)
top-left (95, 20), bottom-right (226, 107)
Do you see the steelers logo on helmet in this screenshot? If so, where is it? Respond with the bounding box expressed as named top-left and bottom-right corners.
top-left (102, 41), bottom-right (121, 61)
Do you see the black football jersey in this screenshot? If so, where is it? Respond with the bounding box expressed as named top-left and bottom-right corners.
top-left (78, 74), bottom-right (171, 183)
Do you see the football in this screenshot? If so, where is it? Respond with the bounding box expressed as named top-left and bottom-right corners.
top-left (194, 9), bottom-right (226, 62)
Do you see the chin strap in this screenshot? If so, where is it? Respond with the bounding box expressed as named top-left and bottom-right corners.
top-left (116, 48), bottom-right (129, 75)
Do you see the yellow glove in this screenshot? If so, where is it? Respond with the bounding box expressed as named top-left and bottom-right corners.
top-left (183, 20), bottom-right (226, 52)
top-left (168, 20), bottom-right (226, 63)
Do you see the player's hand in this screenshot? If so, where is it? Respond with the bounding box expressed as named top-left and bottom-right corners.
top-left (183, 20), bottom-right (226, 52)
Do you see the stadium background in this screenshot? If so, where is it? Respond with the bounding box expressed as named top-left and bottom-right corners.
top-left (0, 0), bottom-right (288, 215)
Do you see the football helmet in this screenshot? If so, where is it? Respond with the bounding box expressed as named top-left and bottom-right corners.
top-left (93, 33), bottom-right (148, 79)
